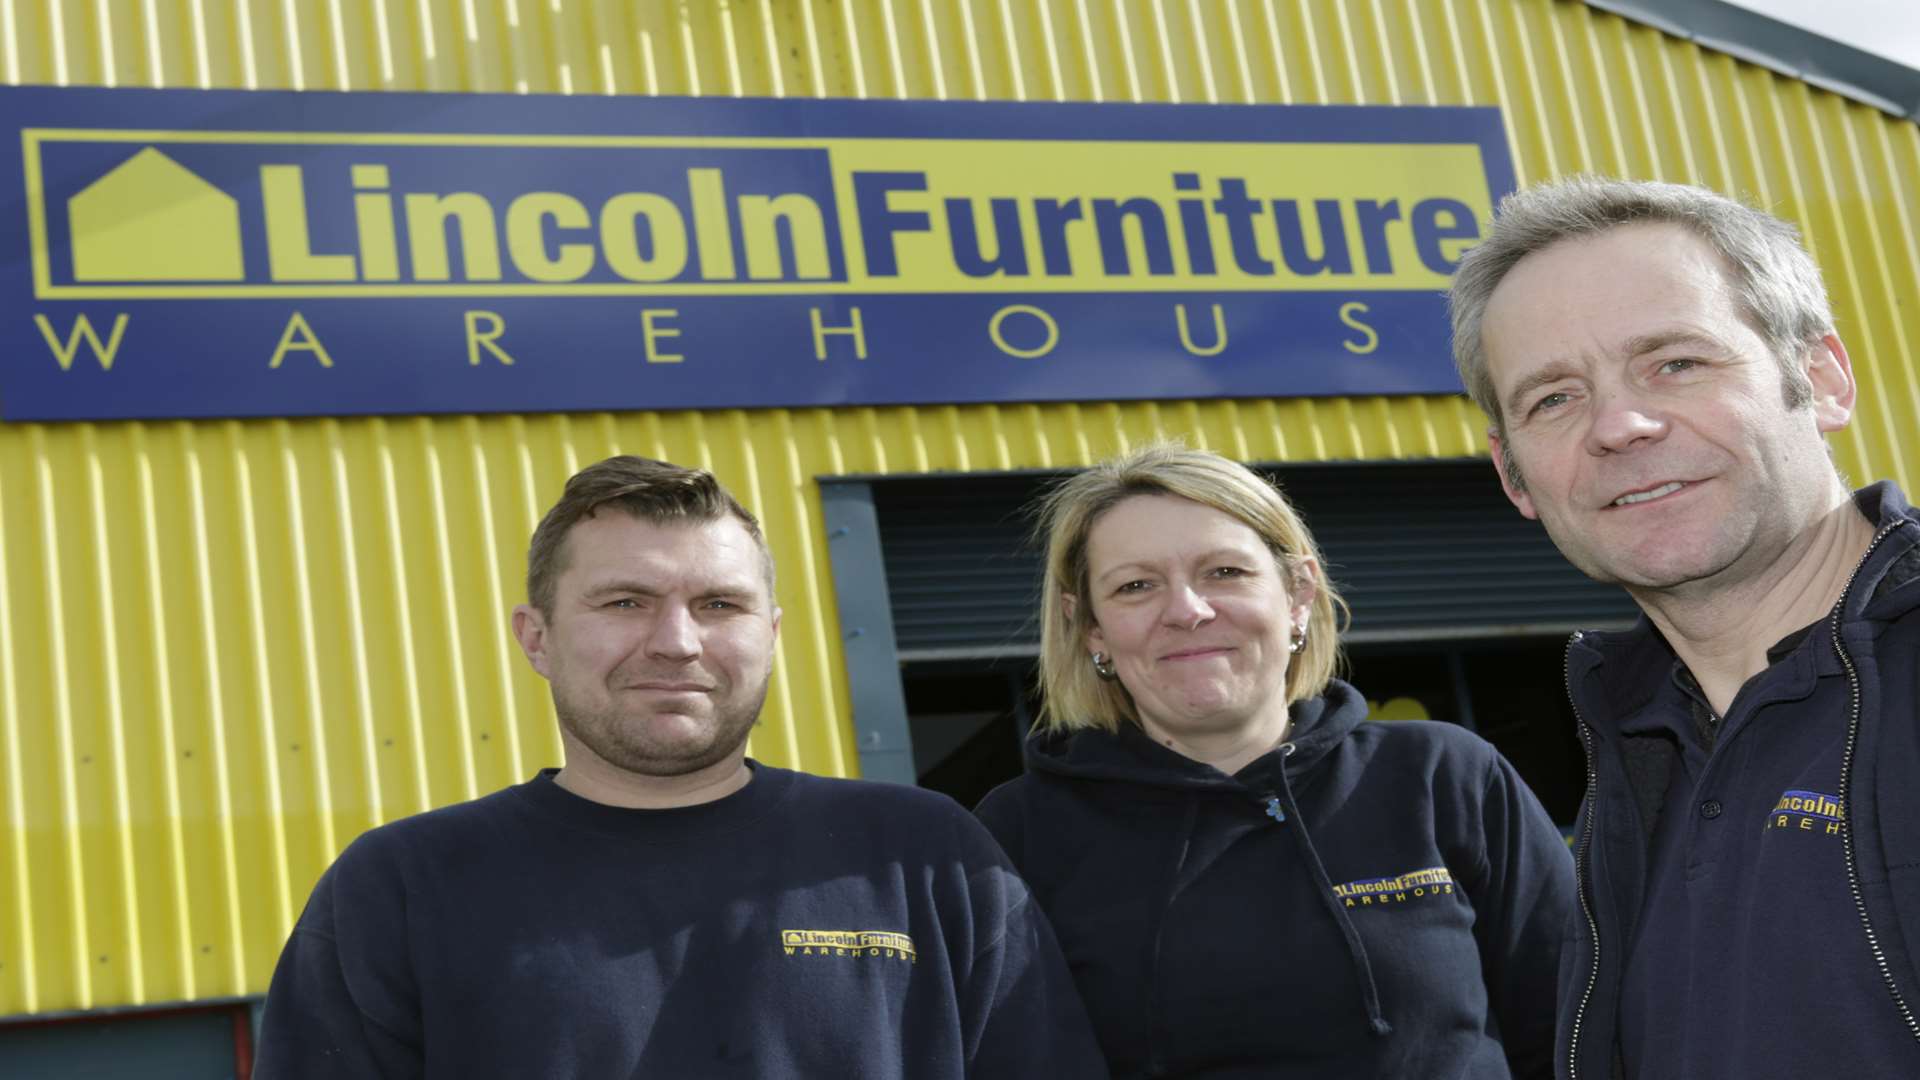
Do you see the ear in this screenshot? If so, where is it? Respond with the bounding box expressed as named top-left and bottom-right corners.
top-left (511, 604), bottom-right (553, 679)
top-left (1487, 428), bottom-right (1538, 520)
top-left (1805, 334), bottom-right (1857, 433)
top-left (1067, 591), bottom-right (1106, 651)
top-left (770, 605), bottom-right (783, 640)
top-left (1287, 556), bottom-right (1320, 629)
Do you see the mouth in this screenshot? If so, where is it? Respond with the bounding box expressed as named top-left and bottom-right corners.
top-left (627, 682), bottom-right (714, 693)
top-left (1162, 646), bottom-right (1233, 661)
top-left (1610, 480), bottom-right (1688, 508)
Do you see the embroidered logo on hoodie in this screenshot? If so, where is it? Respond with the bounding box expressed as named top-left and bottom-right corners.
top-left (1765, 789), bottom-right (1845, 836)
top-left (780, 929), bottom-right (917, 962)
top-left (1331, 866), bottom-right (1455, 908)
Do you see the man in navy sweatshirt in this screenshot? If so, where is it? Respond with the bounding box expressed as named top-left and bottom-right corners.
top-left (1448, 175), bottom-right (1920, 1079)
top-left (253, 454), bottom-right (1103, 1079)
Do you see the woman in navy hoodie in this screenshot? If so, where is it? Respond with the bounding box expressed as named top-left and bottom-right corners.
top-left (976, 444), bottom-right (1572, 1079)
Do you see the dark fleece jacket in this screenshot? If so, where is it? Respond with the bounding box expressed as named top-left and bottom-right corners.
top-left (1558, 481), bottom-right (1920, 1079)
top-left (977, 680), bottom-right (1573, 1078)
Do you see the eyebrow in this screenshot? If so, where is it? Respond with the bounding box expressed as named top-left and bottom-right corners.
top-left (1094, 545), bottom-right (1263, 584)
top-left (585, 579), bottom-right (762, 602)
top-left (583, 581), bottom-right (663, 601)
top-left (1619, 328), bottom-right (1727, 359)
top-left (1504, 360), bottom-right (1581, 421)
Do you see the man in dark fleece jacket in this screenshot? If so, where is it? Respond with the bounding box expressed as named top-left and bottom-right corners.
top-left (1450, 175), bottom-right (1920, 1078)
top-left (253, 455), bottom-right (1103, 1079)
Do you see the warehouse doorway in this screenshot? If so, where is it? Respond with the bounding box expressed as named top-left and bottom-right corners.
top-left (824, 461), bottom-right (1635, 825)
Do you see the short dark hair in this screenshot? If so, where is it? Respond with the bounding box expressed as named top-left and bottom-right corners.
top-left (526, 455), bottom-right (774, 616)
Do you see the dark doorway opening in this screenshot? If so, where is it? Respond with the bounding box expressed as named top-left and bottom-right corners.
top-left (906, 634), bottom-right (1585, 827)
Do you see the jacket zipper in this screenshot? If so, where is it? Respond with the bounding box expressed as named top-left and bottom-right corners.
top-left (1563, 630), bottom-right (1601, 1080)
top-left (1833, 520), bottom-right (1920, 1043)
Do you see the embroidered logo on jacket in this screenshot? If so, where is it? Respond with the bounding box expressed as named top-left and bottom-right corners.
top-left (1331, 866), bottom-right (1455, 908)
top-left (780, 929), bottom-right (917, 962)
top-left (1765, 789), bottom-right (1845, 836)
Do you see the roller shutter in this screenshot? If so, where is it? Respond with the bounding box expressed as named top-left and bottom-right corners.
top-left (866, 461), bottom-right (1639, 662)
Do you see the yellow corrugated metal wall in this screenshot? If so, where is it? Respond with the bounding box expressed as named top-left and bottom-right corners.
top-left (1, 0), bottom-right (1915, 1019)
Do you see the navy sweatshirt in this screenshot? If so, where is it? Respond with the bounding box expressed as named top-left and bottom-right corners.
top-left (976, 680), bottom-right (1573, 1079)
top-left (254, 763), bottom-right (1106, 1079)
top-left (1562, 481), bottom-right (1920, 1079)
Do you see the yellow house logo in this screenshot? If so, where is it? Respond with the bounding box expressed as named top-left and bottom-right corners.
top-left (69, 148), bottom-right (244, 281)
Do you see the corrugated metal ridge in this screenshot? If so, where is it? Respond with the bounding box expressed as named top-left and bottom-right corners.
top-left (1583, 0), bottom-right (1920, 118)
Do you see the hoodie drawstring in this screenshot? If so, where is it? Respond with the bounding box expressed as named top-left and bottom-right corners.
top-left (1270, 759), bottom-right (1394, 1039)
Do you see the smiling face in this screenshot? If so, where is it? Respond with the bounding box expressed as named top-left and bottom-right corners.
top-left (1482, 222), bottom-right (1855, 595)
top-left (1082, 494), bottom-right (1313, 748)
top-left (512, 510), bottom-right (781, 780)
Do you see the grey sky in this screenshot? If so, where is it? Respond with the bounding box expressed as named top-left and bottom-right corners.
top-left (1727, 0), bottom-right (1920, 71)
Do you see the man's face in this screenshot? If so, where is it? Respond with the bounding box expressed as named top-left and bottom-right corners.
top-left (512, 511), bottom-right (780, 779)
top-left (1481, 223), bottom-right (1854, 595)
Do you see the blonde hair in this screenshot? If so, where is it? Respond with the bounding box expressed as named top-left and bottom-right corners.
top-left (1032, 443), bottom-right (1346, 736)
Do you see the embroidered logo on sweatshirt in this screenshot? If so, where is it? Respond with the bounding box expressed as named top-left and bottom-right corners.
top-left (1331, 866), bottom-right (1455, 908)
top-left (1765, 789), bottom-right (1845, 836)
top-left (780, 929), bottom-right (917, 962)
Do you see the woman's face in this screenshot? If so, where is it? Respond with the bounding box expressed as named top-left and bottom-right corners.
top-left (1081, 493), bottom-right (1315, 746)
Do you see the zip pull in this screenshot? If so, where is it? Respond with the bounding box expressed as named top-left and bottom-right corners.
top-left (1264, 795), bottom-right (1287, 823)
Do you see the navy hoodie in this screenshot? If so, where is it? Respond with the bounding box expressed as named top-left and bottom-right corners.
top-left (976, 680), bottom-right (1573, 1079)
top-left (254, 763), bottom-right (1106, 1079)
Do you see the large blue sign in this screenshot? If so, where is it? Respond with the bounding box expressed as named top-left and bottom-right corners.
top-left (0, 87), bottom-right (1513, 421)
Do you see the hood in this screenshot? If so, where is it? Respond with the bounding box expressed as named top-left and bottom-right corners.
top-left (1850, 482), bottom-right (1920, 623)
top-left (1021, 678), bottom-right (1372, 788)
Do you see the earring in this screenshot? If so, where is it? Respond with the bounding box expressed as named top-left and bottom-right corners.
top-left (1091, 652), bottom-right (1118, 681)
top-left (1289, 625), bottom-right (1307, 654)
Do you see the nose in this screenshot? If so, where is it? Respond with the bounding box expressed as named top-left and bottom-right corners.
top-left (645, 604), bottom-right (702, 661)
top-left (1163, 584), bottom-right (1215, 630)
top-left (1584, 383), bottom-right (1667, 455)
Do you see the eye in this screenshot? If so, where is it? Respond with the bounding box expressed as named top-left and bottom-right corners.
top-left (1528, 390), bottom-right (1571, 417)
top-left (605, 598), bottom-right (639, 610)
top-left (1658, 357), bottom-right (1700, 375)
top-left (702, 598), bottom-right (740, 611)
top-left (1114, 580), bottom-right (1153, 595)
top-left (1208, 565), bottom-right (1249, 579)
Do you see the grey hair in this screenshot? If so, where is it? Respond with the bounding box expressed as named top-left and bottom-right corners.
top-left (1449, 175), bottom-right (1832, 435)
